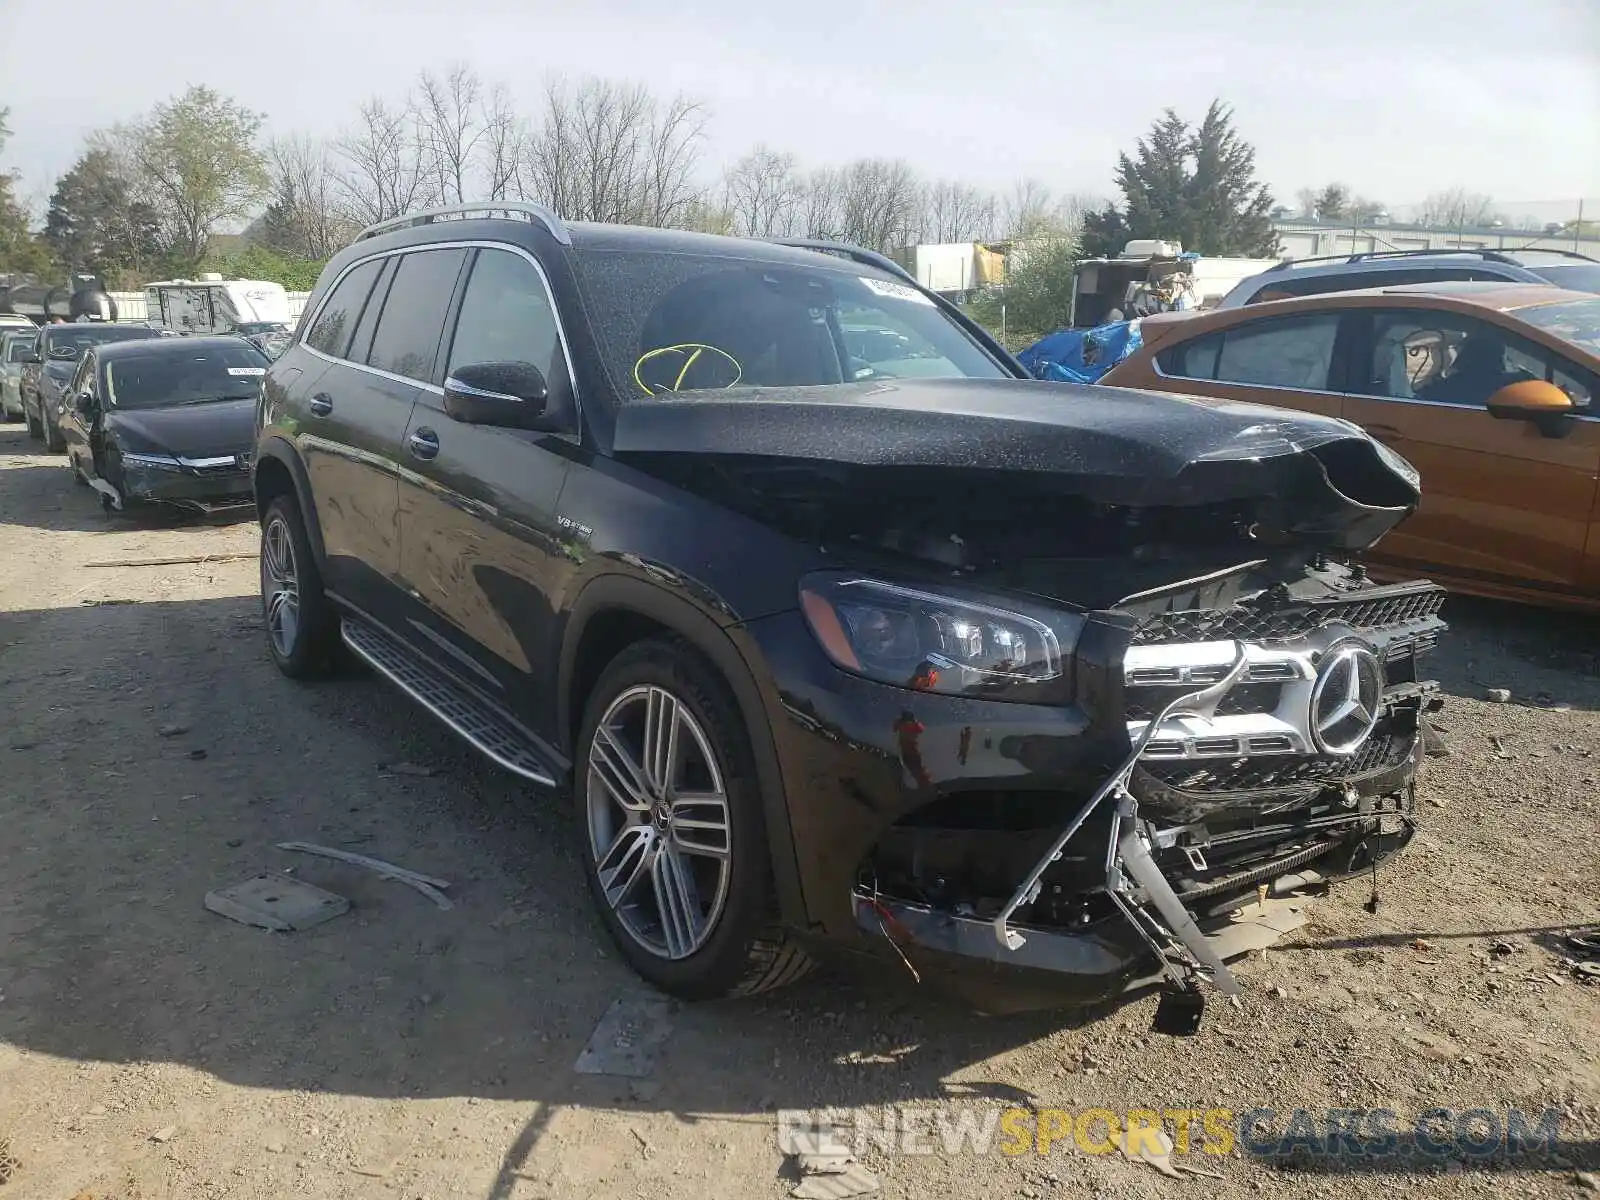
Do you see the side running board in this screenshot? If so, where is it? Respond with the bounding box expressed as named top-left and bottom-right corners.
top-left (340, 618), bottom-right (558, 788)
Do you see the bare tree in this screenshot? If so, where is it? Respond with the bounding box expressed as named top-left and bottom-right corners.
top-left (1294, 186), bottom-right (1318, 219)
top-left (263, 136), bottom-right (352, 258)
top-left (335, 97), bottom-right (435, 226)
top-left (723, 146), bottom-right (803, 237)
top-left (415, 65), bottom-right (487, 207)
top-left (836, 158), bottom-right (921, 252)
top-left (799, 167), bottom-right (844, 241)
top-left (1001, 179), bottom-right (1088, 240)
top-left (518, 77), bottom-right (706, 227)
top-left (921, 179), bottom-right (997, 243)
top-left (637, 92), bottom-right (708, 227)
top-left (1417, 187), bottom-right (1499, 231)
top-left (479, 83), bottom-right (522, 202)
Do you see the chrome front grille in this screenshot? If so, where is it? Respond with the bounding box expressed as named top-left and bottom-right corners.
top-left (1131, 583), bottom-right (1447, 647)
top-left (1122, 585), bottom-right (1444, 795)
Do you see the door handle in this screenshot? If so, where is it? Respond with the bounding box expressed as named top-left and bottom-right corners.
top-left (1362, 423), bottom-right (1404, 439)
top-left (307, 392), bottom-right (333, 416)
top-left (408, 428), bottom-right (440, 460)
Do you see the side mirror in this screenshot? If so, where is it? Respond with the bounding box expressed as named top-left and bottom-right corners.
top-left (1487, 379), bottom-right (1575, 438)
top-left (1486, 379), bottom-right (1573, 419)
top-left (75, 390), bottom-right (97, 414)
top-left (442, 362), bottom-right (548, 427)
top-left (21, 351), bottom-right (40, 365)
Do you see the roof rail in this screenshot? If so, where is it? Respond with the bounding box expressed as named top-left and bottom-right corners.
top-left (1265, 246), bottom-right (1596, 273)
top-left (356, 202), bottom-right (571, 245)
top-left (771, 238), bottom-right (919, 285)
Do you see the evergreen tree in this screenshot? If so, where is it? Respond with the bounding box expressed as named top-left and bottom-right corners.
top-left (0, 108), bottom-right (54, 277)
top-left (1080, 101), bottom-right (1279, 259)
top-left (44, 147), bottom-right (164, 287)
top-left (1314, 183), bottom-right (1349, 220)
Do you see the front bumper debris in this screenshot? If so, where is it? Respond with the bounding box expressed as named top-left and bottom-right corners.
top-left (988, 646), bottom-right (1252, 994)
top-left (116, 453), bottom-right (254, 513)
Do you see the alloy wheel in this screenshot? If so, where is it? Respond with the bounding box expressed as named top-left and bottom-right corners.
top-left (261, 515), bottom-right (301, 658)
top-left (585, 684), bottom-right (732, 960)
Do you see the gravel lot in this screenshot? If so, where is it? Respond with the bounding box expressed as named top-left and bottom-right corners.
top-left (0, 418), bottom-right (1595, 1200)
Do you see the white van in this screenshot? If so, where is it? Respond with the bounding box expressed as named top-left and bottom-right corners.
top-left (143, 274), bottom-right (292, 337)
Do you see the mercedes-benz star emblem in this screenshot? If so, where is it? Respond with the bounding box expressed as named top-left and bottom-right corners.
top-left (1310, 644), bottom-right (1383, 755)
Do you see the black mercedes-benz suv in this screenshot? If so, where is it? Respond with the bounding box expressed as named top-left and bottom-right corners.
top-left (253, 203), bottom-right (1446, 1014)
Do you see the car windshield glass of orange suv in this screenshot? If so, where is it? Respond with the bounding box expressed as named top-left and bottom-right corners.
top-left (1517, 298), bottom-right (1600, 357)
top-left (571, 250), bottom-right (1009, 397)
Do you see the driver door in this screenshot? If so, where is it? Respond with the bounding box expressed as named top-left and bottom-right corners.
top-left (1339, 306), bottom-right (1600, 590)
top-left (60, 353), bottom-right (96, 472)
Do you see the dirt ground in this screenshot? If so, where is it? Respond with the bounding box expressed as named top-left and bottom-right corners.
top-left (0, 418), bottom-right (1596, 1200)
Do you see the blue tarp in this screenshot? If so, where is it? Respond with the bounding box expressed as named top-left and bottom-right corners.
top-left (1016, 319), bottom-right (1144, 384)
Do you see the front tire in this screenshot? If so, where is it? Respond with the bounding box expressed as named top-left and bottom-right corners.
top-left (260, 494), bottom-right (341, 678)
top-left (575, 637), bottom-right (811, 1000)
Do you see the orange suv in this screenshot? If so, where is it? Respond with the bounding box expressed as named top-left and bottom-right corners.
top-left (1100, 282), bottom-right (1600, 610)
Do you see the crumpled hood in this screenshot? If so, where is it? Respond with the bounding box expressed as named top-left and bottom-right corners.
top-left (612, 378), bottom-right (1421, 550)
top-left (105, 398), bottom-right (256, 459)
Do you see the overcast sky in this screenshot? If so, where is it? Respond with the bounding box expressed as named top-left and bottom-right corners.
top-left (2, 0), bottom-right (1596, 219)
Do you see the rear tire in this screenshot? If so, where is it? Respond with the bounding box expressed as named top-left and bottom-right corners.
top-left (574, 636), bottom-right (811, 1000)
top-left (24, 406), bottom-right (41, 440)
top-left (260, 494), bottom-right (341, 679)
top-left (41, 410), bottom-right (63, 452)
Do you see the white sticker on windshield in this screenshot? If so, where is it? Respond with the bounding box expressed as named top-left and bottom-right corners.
top-left (227, 367), bottom-right (266, 376)
top-left (859, 276), bottom-right (935, 306)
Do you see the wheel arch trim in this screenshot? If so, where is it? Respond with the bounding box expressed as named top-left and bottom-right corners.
top-left (558, 573), bottom-right (809, 928)
top-left (252, 435), bottom-right (327, 567)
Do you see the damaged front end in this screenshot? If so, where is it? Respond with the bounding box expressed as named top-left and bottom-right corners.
top-left (619, 380), bottom-right (1447, 1017)
top-left (847, 560), bottom-right (1444, 1020)
top-left (100, 447), bottom-right (255, 514)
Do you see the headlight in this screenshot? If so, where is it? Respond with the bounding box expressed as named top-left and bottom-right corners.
top-left (120, 452), bottom-right (183, 470)
top-left (799, 575), bottom-right (1071, 703)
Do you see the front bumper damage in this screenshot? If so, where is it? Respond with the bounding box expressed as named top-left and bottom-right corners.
top-left (102, 452), bottom-right (255, 514)
top-left (842, 580), bottom-right (1445, 1020)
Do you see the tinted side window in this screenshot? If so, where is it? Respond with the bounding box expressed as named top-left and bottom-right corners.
top-left (306, 259), bottom-right (382, 358)
top-left (445, 248), bottom-right (562, 381)
top-left (1156, 332), bottom-right (1224, 380)
top-left (1213, 314), bottom-right (1340, 389)
top-left (1362, 309), bottom-right (1591, 409)
top-left (348, 258), bottom-right (395, 366)
top-left (367, 249), bottom-right (468, 383)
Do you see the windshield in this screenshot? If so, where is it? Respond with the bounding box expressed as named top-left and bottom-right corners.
top-left (5, 336), bottom-right (34, 363)
top-left (46, 325), bottom-right (159, 358)
top-left (570, 248), bottom-right (1009, 399)
top-left (104, 344), bottom-right (269, 409)
top-left (235, 321), bottom-right (289, 335)
top-left (1518, 298), bottom-right (1600, 358)
top-left (1530, 265), bottom-right (1600, 295)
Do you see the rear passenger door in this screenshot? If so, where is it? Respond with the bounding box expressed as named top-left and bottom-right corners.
top-left (295, 255), bottom-right (403, 612)
top-left (1152, 310), bottom-right (1347, 419)
top-left (299, 248), bottom-right (469, 620)
top-left (395, 245), bottom-right (575, 731)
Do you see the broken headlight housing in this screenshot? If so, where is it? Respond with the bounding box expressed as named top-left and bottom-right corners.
top-left (799, 574), bottom-right (1074, 703)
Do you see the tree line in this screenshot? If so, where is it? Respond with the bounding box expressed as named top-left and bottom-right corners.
top-left (0, 70), bottom-right (1306, 294)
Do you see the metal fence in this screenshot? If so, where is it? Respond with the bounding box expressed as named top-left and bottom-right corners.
top-left (108, 291), bottom-right (312, 325)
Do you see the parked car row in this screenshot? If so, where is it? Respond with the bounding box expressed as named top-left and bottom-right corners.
top-left (7, 321), bottom-right (265, 514)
